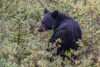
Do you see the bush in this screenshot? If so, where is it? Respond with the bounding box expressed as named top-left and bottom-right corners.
top-left (0, 0), bottom-right (100, 67)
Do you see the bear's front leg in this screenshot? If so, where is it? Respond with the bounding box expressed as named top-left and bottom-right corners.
top-left (47, 31), bottom-right (57, 52)
top-left (49, 31), bottom-right (56, 44)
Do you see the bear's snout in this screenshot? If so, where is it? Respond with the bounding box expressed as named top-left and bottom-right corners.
top-left (38, 24), bottom-right (45, 32)
top-left (38, 27), bottom-right (43, 32)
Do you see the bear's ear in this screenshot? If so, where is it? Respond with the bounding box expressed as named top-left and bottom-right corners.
top-left (51, 10), bottom-right (59, 18)
top-left (44, 8), bottom-right (49, 14)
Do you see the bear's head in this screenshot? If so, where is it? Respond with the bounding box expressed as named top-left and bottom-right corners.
top-left (38, 8), bottom-right (59, 32)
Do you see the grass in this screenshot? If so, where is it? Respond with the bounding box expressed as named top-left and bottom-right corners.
top-left (0, 0), bottom-right (100, 67)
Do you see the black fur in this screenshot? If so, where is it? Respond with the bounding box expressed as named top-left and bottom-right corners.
top-left (38, 8), bottom-right (82, 58)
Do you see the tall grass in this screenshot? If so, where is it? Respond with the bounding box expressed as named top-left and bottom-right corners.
top-left (0, 0), bottom-right (100, 67)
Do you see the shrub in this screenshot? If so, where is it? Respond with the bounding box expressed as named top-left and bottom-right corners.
top-left (0, 0), bottom-right (100, 67)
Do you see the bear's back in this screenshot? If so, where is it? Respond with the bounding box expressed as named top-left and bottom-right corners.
top-left (55, 18), bottom-right (81, 42)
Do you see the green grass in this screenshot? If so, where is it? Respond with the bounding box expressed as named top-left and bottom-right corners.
top-left (0, 0), bottom-right (100, 67)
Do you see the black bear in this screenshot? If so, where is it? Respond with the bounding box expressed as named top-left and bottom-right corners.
top-left (38, 8), bottom-right (82, 58)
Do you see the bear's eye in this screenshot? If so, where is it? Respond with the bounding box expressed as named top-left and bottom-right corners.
top-left (43, 22), bottom-right (46, 25)
top-left (41, 21), bottom-right (45, 24)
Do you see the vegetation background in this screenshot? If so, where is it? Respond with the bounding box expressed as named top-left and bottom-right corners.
top-left (0, 0), bottom-right (100, 67)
